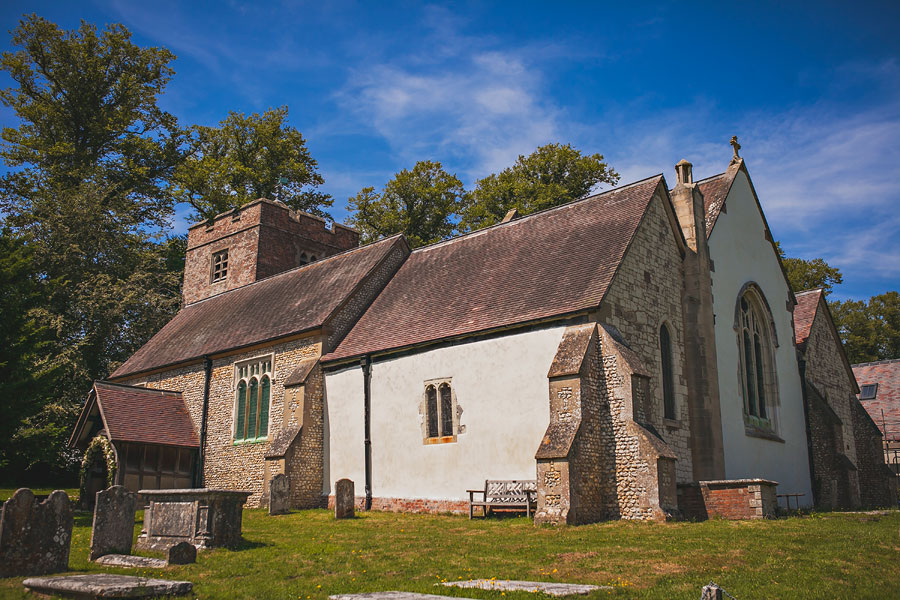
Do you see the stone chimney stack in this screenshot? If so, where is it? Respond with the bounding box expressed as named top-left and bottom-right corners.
top-left (670, 159), bottom-right (726, 481)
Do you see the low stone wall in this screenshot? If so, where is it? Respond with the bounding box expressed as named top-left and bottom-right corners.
top-left (678, 479), bottom-right (777, 520)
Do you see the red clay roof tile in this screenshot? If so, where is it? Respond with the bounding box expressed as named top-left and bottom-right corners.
top-left (324, 176), bottom-right (665, 362)
top-left (854, 359), bottom-right (900, 442)
top-left (94, 381), bottom-right (199, 448)
top-left (111, 236), bottom-right (403, 378)
top-left (793, 289), bottom-right (823, 348)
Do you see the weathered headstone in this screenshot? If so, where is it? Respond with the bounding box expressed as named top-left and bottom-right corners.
top-left (167, 541), bottom-right (197, 565)
top-left (23, 574), bottom-right (193, 598)
top-left (443, 580), bottom-right (606, 596)
top-left (335, 478), bottom-right (355, 519)
top-left (89, 485), bottom-right (137, 560)
top-left (0, 488), bottom-right (72, 577)
top-left (701, 583), bottom-right (724, 600)
top-left (269, 473), bottom-right (290, 515)
top-left (96, 554), bottom-right (167, 568)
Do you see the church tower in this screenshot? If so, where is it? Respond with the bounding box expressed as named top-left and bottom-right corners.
top-left (182, 199), bottom-right (359, 305)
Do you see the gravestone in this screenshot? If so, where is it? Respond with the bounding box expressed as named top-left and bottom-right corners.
top-left (335, 478), bottom-right (355, 519)
top-left (23, 574), bottom-right (192, 598)
top-left (89, 485), bottom-right (137, 560)
top-left (701, 584), bottom-right (724, 600)
top-left (96, 554), bottom-right (168, 568)
top-left (269, 473), bottom-right (290, 515)
top-left (0, 488), bottom-right (72, 577)
top-left (167, 541), bottom-right (197, 565)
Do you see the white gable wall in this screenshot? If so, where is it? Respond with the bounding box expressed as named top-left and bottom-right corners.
top-left (323, 324), bottom-right (568, 501)
top-left (708, 170), bottom-right (812, 500)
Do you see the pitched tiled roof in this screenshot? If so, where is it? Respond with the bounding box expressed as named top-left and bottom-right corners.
top-left (112, 236), bottom-right (403, 378)
top-left (695, 158), bottom-right (742, 237)
top-left (95, 381), bottom-right (199, 447)
top-left (793, 289), bottom-right (823, 348)
top-left (854, 359), bottom-right (900, 442)
top-left (324, 176), bottom-right (666, 362)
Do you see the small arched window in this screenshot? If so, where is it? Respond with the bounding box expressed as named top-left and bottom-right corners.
top-left (299, 252), bottom-right (309, 265)
top-left (423, 379), bottom-right (457, 443)
top-left (426, 385), bottom-right (438, 438)
top-left (234, 356), bottom-right (273, 442)
top-left (660, 323), bottom-right (676, 420)
top-left (439, 383), bottom-right (453, 437)
top-left (737, 290), bottom-right (776, 426)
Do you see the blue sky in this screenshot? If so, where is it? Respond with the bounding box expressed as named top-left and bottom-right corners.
top-left (2, 1), bottom-right (899, 301)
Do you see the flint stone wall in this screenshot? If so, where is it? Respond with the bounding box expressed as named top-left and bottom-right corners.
top-left (90, 485), bottom-right (137, 560)
top-left (0, 489), bottom-right (72, 577)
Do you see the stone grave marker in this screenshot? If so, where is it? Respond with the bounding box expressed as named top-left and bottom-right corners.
top-left (96, 554), bottom-right (168, 568)
top-left (89, 485), bottom-right (137, 560)
top-left (0, 488), bottom-right (72, 577)
top-left (335, 478), bottom-right (355, 519)
top-left (167, 541), bottom-right (197, 565)
top-left (269, 473), bottom-right (290, 515)
top-left (23, 574), bottom-right (192, 598)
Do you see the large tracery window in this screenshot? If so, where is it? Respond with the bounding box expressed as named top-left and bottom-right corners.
top-left (234, 356), bottom-right (273, 442)
top-left (737, 289), bottom-right (777, 429)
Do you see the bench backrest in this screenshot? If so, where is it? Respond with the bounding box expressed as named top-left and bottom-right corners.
top-left (485, 480), bottom-right (536, 503)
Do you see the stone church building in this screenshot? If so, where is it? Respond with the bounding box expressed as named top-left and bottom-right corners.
top-left (70, 151), bottom-right (895, 522)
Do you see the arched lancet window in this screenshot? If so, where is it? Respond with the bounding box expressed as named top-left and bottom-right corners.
top-left (737, 289), bottom-right (776, 426)
top-left (660, 324), bottom-right (676, 420)
top-left (299, 252), bottom-right (309, 266)
top-left (234, 356), bottom-right (273, 442)
top-left (426, 385), bottom-right (438, 438)
top-left (439, 383), bottom-right (453, 436)
top-left (236, 380), bottom-right (247, 439)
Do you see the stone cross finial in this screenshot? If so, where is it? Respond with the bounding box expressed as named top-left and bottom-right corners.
top-left (730, 136), bottom-right (741, 160)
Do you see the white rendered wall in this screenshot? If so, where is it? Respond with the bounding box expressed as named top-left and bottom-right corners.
top-left (324, 324), bottom-right (568, 501)
top-left (708, 171), bottom-right (812, 501)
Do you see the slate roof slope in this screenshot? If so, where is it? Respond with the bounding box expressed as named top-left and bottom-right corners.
top-left (112, 236), bottom-right (403, 378)
top-left (793, 289), bottom-right (823, 348)
top-left (854, 359), bottom-right (900, 442)
top-left (71, 381), bottom-right (200, 448)
top-left (695, 158), bottom-right (742, 237)
top-left (325, 175), bottom-right (666, 362)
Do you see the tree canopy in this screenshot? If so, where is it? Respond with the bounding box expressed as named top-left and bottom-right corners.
top-left (173, 107), bottom-right (332, 221)
top-left (831, 292), bottom-right (900, 364)
top-left (460, 143), bottom-right (618, 231)
top-left (0, 16), bottom-right (185, 482)
top-left (776, 242), bottom-right (844, 295)
top-left (346, 160), bottom-right (466, 248)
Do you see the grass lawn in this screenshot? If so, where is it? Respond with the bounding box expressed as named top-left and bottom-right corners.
top-left (0, 508), bottom-right (898, 599)
top-left (0, 487), bottom-right (78, 502)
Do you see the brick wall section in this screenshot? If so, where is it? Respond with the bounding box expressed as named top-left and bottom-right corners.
top-left (678, 479), bottom-right (777, 519)
top-left (183, 199), bottom-right (359, 305)
top-left (851, 401), bottom-right (897, 507)
top-left (119, 335), bottom-right (323, 507)
top-left (601, 190), bottom-right (693, 482)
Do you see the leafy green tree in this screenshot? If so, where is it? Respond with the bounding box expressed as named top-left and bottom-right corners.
top-left (0, 16), bottom-right (185, 483)
top-left (0, 230), bottom-right (61, 478)
top-left (775, 242), bottom-right (843, 294)
top-left (346, 160), bottom-right (466, 248)
top-left (460, 143), bottom-right (618, 231)
top-left (831, 292), bottom-right (900, 364)
top-left (174, 107), bottom-right (332, 221)
top-left (0, 14), bottom-right (183, 226)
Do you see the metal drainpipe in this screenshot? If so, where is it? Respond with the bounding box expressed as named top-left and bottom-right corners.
top-left (798, 357), bottom-right (818, 507)
top-left (196, 356), bottom-right (213, 488)
top-left (362, 355), bottom-right (373, 510)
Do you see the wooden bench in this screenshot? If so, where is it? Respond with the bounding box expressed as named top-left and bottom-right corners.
top-left (467, 480), bottom-right (537, 519)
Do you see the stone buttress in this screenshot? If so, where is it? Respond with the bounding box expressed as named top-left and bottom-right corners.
top-left (534, 323), bottom-right (679, 524)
